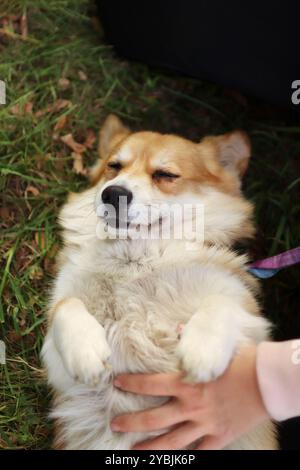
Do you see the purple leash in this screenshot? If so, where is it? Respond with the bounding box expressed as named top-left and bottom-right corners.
top-left (249, 247), bottom-right (300, 279)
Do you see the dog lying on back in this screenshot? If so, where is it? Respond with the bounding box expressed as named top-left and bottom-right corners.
top-left (41, 115), bottom-right (277, 449)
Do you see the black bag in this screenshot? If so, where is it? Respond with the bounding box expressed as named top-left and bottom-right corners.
top-left (98, 0), bottom-right (300, 112)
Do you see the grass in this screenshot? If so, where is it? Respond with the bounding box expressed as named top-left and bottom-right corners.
top-left (0, 0), bottom-right (300, 450)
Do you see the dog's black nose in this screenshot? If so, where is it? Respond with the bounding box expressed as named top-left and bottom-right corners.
top-left (101, 185), bottom-right (133, 210)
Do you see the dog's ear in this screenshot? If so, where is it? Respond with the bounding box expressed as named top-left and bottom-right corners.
top-left (202, 131), bottom-right (251, 178)
top-left (212, 131), bottom-right (251, 178)
top-left (98, 114), bottom-right (130, 159)
top-left (89, 115), bottom-right (130, 185)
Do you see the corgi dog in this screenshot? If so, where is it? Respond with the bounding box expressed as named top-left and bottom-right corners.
top-left (41, 115), bottom-right (277, 450)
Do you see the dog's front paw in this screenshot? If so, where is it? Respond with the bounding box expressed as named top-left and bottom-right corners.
top-left (176, 316), bottom-right (235, 383)
top-left (54, 307), bottom-right (111, 385)
top-left (63, 327), bottom-right (111, 385)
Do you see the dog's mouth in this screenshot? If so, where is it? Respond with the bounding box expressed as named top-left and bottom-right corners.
top-left (105, 216), bottom-right (130, 230)
top-left (104, 214), bottom-right (163, 232)
top-left (96, 201), bottom-right (202, 243)
top-left (97, 202), bottom-right (165, 233)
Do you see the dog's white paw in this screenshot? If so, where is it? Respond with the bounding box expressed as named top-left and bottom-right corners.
top-left (53, 302), bottom-right (111, 385)
top-left (62, 327), bottom-right (111, 385)
top-left (176, 316), bottom-right (235, 383)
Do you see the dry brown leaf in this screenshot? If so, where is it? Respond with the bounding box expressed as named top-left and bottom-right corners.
top-left (10, 104), bottom-right (21, 115)
top-left (58, 77), bottom-right (70, 90)
top-left (72, 152), bottom-right (87, 175)
top-left (20, 12), bottom-right (28, 38)
top-left (34, 108), bottom-right (44, 118)
top-left (25, 185), bottom-right (40, 197)
top-left (15, 244), bottom-right (34, 273)
top-left (7, 330), bottom-right (22, 342)
top-left (0, 17), bottom-right (16, 32)
top-left (10, 101), bottom-right (33, 116)
top-left (55, 99), bottom-right (71, 111)
top-left (54, 114), bottom-right (67, 131)
top-left (0, 15), bottom-right (19, 26)
top-left (43, 256), bottom-right (56, 275)
top-left (78, 70), bottom-right (88, 81)
top-left (35, 99), bottom-right (71, 118)
top-left (0, 18), bottom-right (8, 28)
top-left (61, 133), bottom-right (86, 154)
top-left (24, 101), bottom-right (33, 114)
top-left (84, 129), bottom-right (96, 149)
top-left (0, 206), bottom-right (10, 220)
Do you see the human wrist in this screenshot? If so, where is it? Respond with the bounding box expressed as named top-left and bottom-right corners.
top-left (256, 340), bottom-right (300, 421)
top-left (235, 345), bottom-right (269, 422)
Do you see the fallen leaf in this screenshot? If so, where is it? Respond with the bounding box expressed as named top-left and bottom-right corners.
top-left (58, 77), bottom-right (70, 90)
top-left (7, 330), bottom-right (22, 342)
top-left (61, 133), bottom-right (86, 154)
top-left (0, 18), bottom-right (14, 33)
top-left (0, 206), bottom-right (10, 221)
top-left (15, 244), bottom-right (34, 273)
top-left (0, 15), bottom-right (19, 26)
top-left (78, 70), bottom-right (88, 81)
top-left (53, 99), bottom-right (71, 112)
top-left (54, 114), bottom-right (67, 131)
top-left (43, 256), bottom-right (56, 275)
top-left (10, 104), bottom-right (21, 115)
top-left (72, 152), bottom-right (87, 175)
top-left (10, 101), bottom-right (33, 116)
top-left (35, 99), bottom-right (71, 118)
top-left (25, 185), bottom-right (40, 197)
top-left (84, 129), bottom-right (96, 149)
top-left (24, 101), bottom-right (33, 114)
top-left (20, 12), bottom-right (28, 38)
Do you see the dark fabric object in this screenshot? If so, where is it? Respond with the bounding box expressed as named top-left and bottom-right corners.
top-left (97, 0), bottom-right (300, 112)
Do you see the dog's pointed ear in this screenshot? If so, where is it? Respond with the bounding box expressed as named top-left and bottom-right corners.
top-left (202, 131), bottom-right (251, 178)
top-left (213, 131), bottom-right (251, 178)
top-left (98, 114), bottom-right (130, 158)
top-left (90, 115), bottom-right (130, 185)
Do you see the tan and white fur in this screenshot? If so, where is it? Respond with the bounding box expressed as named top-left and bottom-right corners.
top-left (41, 115), bottom-right (277, 449)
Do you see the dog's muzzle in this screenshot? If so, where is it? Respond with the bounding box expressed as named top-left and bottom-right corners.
top-left (101, 185), bottom-right (133, 228)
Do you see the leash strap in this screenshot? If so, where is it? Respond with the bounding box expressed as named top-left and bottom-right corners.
top-left (248, 247), bottom-right (300, 279)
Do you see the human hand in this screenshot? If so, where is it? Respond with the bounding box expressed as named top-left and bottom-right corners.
top-left (111, 346), bottom-right (269, 450)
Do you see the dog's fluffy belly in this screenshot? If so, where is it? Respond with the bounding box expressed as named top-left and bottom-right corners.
top-left (51, 376), bottom-right (169, 450)
top-left (43, 243), bottom-right (276, 449)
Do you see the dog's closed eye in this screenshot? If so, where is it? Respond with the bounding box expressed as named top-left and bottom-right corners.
top-left (152, 170), bottom-right (180, 181)
top-left (107, 161), bottom-right (122, 171)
